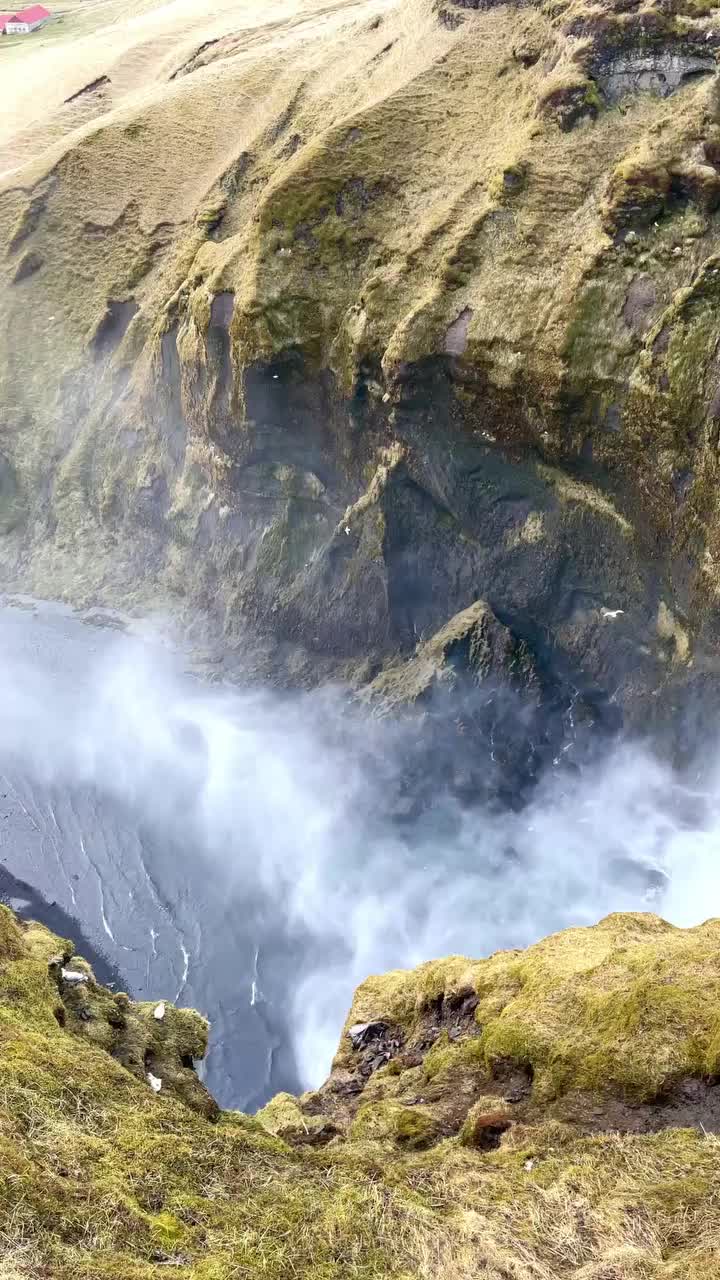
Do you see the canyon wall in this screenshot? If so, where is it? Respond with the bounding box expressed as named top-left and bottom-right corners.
top-left (3, 0), bottom-right (720, 735)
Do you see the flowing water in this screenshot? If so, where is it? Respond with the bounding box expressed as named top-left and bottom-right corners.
top-left (1, 596), bottom-right (718, 1108)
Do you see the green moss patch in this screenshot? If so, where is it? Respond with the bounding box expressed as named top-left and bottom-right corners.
top-left (339, 913), bottom-right (720, 1104)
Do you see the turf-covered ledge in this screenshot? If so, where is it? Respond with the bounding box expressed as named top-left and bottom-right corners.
top-left (332, 912), bottom-right (720, 1103)
top-left (0, 905), bottom-right (217, 1120)
top-left (4, 901), bottom-right (720, 1277)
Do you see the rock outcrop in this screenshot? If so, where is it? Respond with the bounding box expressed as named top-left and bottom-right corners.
top-left (2, 901), bottom-right (720, 1277)
top-left (3, 0), bottom-right (720, 738)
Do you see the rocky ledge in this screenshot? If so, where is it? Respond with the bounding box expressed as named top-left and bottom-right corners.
top-left (2, 901), bottom-right (720, 1278)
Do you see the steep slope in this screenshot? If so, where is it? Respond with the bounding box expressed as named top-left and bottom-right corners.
top-left (3, 0), bottom-right (720, 726)
top-left (2, 902), bottom-right (720, 1277)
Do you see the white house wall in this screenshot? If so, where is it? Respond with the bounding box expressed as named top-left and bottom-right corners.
top-left (5, 17), bottom-right (47, 30)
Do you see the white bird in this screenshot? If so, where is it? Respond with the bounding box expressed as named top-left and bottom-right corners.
top-left (153, 1002), bottom-right (166, 1021)
top-left (147, 1072), bottom-right (163, 1093)
top-left (345, 525), bottom-right (351, 535)
top-left (600, 607), bottom-right (624, 620)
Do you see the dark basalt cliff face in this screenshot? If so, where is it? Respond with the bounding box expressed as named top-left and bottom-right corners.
top-left (3, 902), bottom-right (720, 1278)
top-left (3, 0), bottom-right (720, 743)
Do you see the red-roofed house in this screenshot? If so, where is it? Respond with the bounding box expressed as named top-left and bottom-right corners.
top-left (0, 14), bottom-right (14, 31)
top-left (4, 4), bottom-right (50, 32)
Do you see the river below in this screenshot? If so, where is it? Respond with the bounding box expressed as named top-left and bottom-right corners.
top-left (0, 597), bottom-right (301, 1108)
top-left (1, 595), bottom-right (718, 1111)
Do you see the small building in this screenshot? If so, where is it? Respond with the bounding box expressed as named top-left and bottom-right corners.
top-left (4, 4), bottom-right (50, 32)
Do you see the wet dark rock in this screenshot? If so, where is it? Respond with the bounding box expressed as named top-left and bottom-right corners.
top-left (444, 307), bottom-right (473, 355)
top-left (348, 1020), bottom-right (388, 1048)
top-left (12, 252), bottom-right (43, 284)
top-left (210, 292), bottom-right (234, 328)
top-left (623, 274), bottom-right (658, 336)
top-left (92, 299), bottom-right (139, 356)
top-left (64, 75), bottom-right (111, 104)
top-left (0, 455), bottom-right (25, 535)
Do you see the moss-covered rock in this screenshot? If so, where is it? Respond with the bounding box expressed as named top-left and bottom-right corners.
top-left (362, 598), bottom-right (536, 713)
top-left (350, 1099), bottom-right (440, 1148)
top-left (325, 911), bottom-right (720, 1115)
top-left (0, 907), bottom-right (217, 1121)
top-left (257, 1091), bottom-right (338, 1145)
top-left (459, 1098), bottom-right (513, 1148)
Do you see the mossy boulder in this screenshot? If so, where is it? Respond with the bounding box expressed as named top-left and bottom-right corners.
top-left (350, 1099), bottom-right (440, 1148)
top-left (604, 155), bottom-right (673, 230)
top-left (257, 1091), bottom-right (338, 1145)
top-left (536, 71), bottom-right (601, 131)
top-left (0, 907), bottom-right (217, 1120)
top-left (362, 598), bottom-right (536, 712)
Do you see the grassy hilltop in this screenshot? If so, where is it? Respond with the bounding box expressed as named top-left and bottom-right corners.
top-left (2, 903), bottom-right (720, 1278)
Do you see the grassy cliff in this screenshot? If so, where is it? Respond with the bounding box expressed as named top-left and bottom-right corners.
top-left (3, 0), bottom-right (720, 721)
top-left (2, 902), bottom-right (720, 1278)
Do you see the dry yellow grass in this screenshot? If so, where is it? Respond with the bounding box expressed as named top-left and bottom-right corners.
top-left (0, 0), bottom-right (397, 164)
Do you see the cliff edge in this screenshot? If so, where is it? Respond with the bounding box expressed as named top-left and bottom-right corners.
top-left (2, 901), bottom-right (720, 1278)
